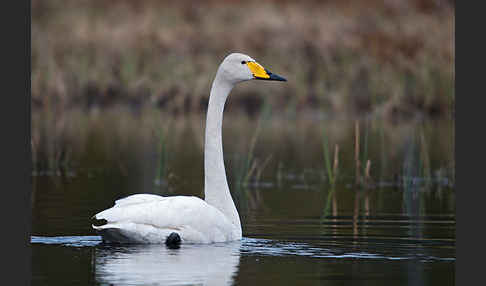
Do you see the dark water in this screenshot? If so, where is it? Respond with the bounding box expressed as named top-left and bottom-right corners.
top-left (31, 111), bottom-right (455, 285)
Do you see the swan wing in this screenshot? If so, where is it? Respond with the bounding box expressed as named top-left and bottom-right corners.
top-left (113, 193), bottom-right (166, 207)
top-left (93, 195), bottom-right (236, 243)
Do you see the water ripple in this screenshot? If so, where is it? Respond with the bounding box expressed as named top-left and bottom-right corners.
top-left (31, 235), bottom-right (454, 262)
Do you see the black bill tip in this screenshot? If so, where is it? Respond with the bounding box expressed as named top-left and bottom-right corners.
top-left (268, 73), bottom-right (287, 81)
top-left (255, 69), bottom-right (287, 82)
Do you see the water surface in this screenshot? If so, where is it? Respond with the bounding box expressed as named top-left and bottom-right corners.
top-left (31, 111), bottom-right (455, 285)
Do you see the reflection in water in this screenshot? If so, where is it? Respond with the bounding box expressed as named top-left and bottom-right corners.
top-left (31, 234), bottom-right (455, 286)
top-left (94, 241), bottom-right (241, 286)
top-left (352, 189), bottom-right (373, 241)
top-left (32, 234), bottom-right (455, 260)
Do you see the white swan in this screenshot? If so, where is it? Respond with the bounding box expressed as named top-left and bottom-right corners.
top-left (92, 53), bottom-right (286, 245)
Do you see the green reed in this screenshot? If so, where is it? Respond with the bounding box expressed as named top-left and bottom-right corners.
top-left (321, 125), bottom-right (339, 218)
top-left (402, 122), bottom-right (433, 193)
top-left (321, 126), bottom-right (338, 187)
top-left (32, 106), bottom-right (73, 175)
top-left (153, 123), bottom-right (171, 193)
top-left (234, 99), bottom-right (273, 187)
top-left (354, 119), bottom-right (372, 188)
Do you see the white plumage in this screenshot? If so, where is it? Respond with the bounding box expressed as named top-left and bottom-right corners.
top-left (92, 53), bottom-right (286, 244)
top-left (93, 195), bottom-right (237, 243)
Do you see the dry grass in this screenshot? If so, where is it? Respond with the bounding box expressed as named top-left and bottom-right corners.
top-left (32, 0), bottom-right (454, 118)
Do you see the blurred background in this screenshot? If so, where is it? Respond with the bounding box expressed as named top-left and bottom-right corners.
top-left (32, 0), bottom-right (454, 118)
top-left (31, 0), bottom-right (455, 209)
top-left (31, 0), bottom-right (454, 178)
top-left (31, 0), bottom-right (455, 226)
top-left (31, 1), bottom-right (455, 285)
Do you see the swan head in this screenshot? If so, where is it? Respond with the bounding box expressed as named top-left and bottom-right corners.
top-left (217, 53), bottom-right (287, 85)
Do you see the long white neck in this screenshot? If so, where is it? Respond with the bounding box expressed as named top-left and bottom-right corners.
top-left (204, 71), bottom-right (242, 236)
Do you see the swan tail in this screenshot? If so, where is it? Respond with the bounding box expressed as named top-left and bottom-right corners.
top-left (93, 224), bottom-right (134, 244)
top-left (92, 219), bottom-right (143, 244)
top-left (92, 222), bottom-right (183, 244)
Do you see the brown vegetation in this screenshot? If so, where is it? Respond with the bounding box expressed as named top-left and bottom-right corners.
top-left (32, 0), bottom-right (454, 119)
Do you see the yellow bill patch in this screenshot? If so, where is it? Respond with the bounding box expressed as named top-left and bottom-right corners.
top-left (247, 61), bottom-right (270, 79)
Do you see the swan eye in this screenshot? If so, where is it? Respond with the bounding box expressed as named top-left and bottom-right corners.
top-left (241, 61), bottom-right (247, 65)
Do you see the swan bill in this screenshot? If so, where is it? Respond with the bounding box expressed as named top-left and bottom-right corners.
top-left (246, 61), bottom-right (287, 81)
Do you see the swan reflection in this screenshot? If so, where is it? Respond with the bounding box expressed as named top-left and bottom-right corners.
top-left (94, 241), bottom-right (241, 285)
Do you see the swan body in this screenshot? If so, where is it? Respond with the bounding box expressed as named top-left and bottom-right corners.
top-left (93, 195), bottom-right (237, 243)
top-left (92, 53), bottom-right (286, 244)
